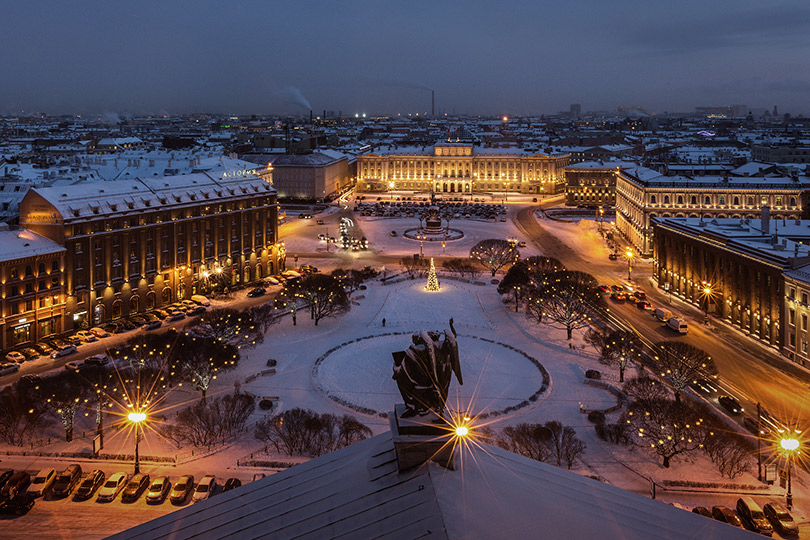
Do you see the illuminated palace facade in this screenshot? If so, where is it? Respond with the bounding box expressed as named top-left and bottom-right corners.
top-left (616, 167), bottom-right (810, 256)
top-left (356, 142), bottom-right (569, 195)
top-left (18, 169), bottom-right (283, 335)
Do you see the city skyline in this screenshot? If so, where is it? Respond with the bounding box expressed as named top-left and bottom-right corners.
top-left (2, 1), bottom-right (810, 116)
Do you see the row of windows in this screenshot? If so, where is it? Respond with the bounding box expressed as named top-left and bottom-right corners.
top-left (650, 194), bottom-right (797, 207)
top-left (7, 261), bottom-right (60, 280)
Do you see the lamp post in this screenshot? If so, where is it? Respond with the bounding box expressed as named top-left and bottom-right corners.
top-left (702, 282), bottom-right (712, 324)
top-left (128, 410), bottom-right (146, 474)
top-left (418, 235), bottom-right (424, 257)
top-left (625, 248), bottom-right (633, 281)
top-left (780, 434), bottom-right (800, 510)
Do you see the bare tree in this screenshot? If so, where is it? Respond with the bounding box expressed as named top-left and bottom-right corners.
top-left (400, 255), bottom-right (429, 278)
top-left (496, 423), bottom-right (552, 462)
top-left (330, 268), bottom-right (364, 292)
top-left (250, 302), bottom-right (280, 333)
top-left (40, 371), bottom-right (88, 442)
top-left (623, 375), bottom-right (670, 409)
top-left (562, 429), bottom-right (587, 469)
top-left (654, 341), bottom-right (717, 403)
top-left (443, 258), bottom-right (482, 280)
top-left (498, 260), bottom-right (530, 311)
top-left (255, 408), bottom-right (371, 457)
top-left (599, 329), bottom-right (641, 382)
top-left (166, 392), bottom-right (255, 449)
top-left (172, 333), bottom-right (240, 402)
top-left (0, 381), bottom-right (51, 446)
top-left (533, 270), bottom-right (604, 339)
top-left (626, 398), bottom-right (706, 468)
top-left (295, 274), bottom-right (350, 326)
top-left (470, 239), bottom-right (519, 277)
top-left (193, 308), bottom-right (263, 348)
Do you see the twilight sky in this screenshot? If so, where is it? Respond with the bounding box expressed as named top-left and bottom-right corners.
top-left (2, 1), bottom-right (809, 116)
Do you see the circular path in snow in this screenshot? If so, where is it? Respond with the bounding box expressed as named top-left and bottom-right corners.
top-left (312, 333), bottom-right (549, 419)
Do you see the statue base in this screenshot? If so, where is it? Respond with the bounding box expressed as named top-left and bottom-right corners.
top-left (390, 404), bottom-right (455, 472)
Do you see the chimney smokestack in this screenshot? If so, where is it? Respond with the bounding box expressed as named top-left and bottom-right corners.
top-left (432, 90), bottom-right (435, 118)
top-left (310, 110), bottom-right (313, 125)
top-left (761, 205), bottom-right (770, 236)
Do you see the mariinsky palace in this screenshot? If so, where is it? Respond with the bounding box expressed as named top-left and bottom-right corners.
top-left (356, 142), bottom-right (569, 195)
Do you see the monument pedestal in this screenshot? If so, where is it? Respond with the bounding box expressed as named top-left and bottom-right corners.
top-left (390, 404), bottom-right (455, 472)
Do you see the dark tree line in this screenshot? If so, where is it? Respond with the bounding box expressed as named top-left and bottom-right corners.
top-left (254, 408), bottom-right (372, 457)
top-left (496, 420), bottom-right (586, 470)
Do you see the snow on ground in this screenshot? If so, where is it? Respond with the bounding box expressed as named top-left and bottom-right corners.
top-left (0, 199), bottom-right (804, 538)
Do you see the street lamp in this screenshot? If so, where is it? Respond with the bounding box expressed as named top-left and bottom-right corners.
top-left (780, 434), bottom-right (800, 510)
top-left (625, 248), bottom-right (634, 281)
top-left (418, 234), bottom-right (424, 257)
top-left (128, 410), bottom-right (146, 474)
top-left (702, 282), bottom-right (713, 324)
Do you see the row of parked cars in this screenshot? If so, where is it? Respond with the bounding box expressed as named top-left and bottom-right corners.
top-left (353, 200), bottom-right (507, 221)
top-left (0, 464), bottom-right (251, 516)
top-left (0, 296), bottom-right (213, 376)
top-left (689, 497), bottom-right (798, 536)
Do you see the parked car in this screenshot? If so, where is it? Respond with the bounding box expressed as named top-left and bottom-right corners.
top-left (74, 469), bottom-right (105, 500)
top-left (130, 315), bottom-right (148, 326)
top-left (180, 300), bottom-right (197, 310)
top-left (763, 502), bottom-right (798, 536)
top-left (316, 219), bottom-right (324, 225)
top-left (51, 344), bottom-right (78, 358)
top-left (85, 354), bottom-right (110, 366)
top-left (691, 506), bottom-right (712, 518)
top-left (0, 363), bottom-right (20, 377)
top-left (718, 395), bottom-right (744, 415)
top-left (90, 327), bottom-right (111, 338)
top-left (151, 309), bottom-right (170, 320)
top-left (32, 342), bottom-right (54, 355)
top-left (736, 497), bottom-right (773, 536)
top-left (711, 506), bottom-right (743, 527)
top-left (121, 473), bottom-right (150, 503)
top-left (185, 305), bottom-right (206, 316)
top-left (21, 347), bottom-right (40, 361)
top-left (64, 360), bottom-right (86, 372)
top-left (390, 231), bottom-right (397, 237)
top-left (264, 277), bottom-right (280, 286)
top-left (221, 477), bottom-right (241, 493)
top-left (75, 330), bottom-right (98, 342)
top-left (51, 464), bottom-right (82, 498)
top-left (0, 494), bottom-right (34, 515)
top-left (4, 351), bottom-right (25, 363)
top-left (0, 471), bottom-right (31, 500)
top-left (247, 288), bottom-right (266, 298)
top-left (143, 319), bottom-right (163, 330)
top-left (169, 475), bottom-right (194, 505)
top-left (0, 470), bottom-right (13, 492)
top-left (191, 295), bottom-right (211, 307)
top-left (167, 311), bottom-right (186, 322)
top-left (192, 475), bottom-right (216, 503)
top-left (636, 300), bottom-right (653, 310)
top-left (27, 468), bottom-right (56, 498)
top-left (97, 472), bottom-right (127, 502)
top-left (145, 476), bottom-right (171, 504)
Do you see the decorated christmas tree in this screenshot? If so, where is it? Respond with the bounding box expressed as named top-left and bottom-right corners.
top-left (425, 257), bottom-right (440, 291)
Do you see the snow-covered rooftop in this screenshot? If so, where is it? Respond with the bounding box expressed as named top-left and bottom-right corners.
top-left (110, 431), bottom-right (753, 540)
top-left (0, 229), bottom-right (65, 262)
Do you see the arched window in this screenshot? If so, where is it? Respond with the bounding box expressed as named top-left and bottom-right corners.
top-left (162, 288), bottom-right (172, 305)
top-left (705, 196), bottom-right (711, 205)
top-left (38, 263), bottom-right (45, 275)
top-left (733, 196), bottom-right (739, 205)
top-left (52, 261), bottom-right (59, 272)
top-left (244, 266), bottom-right (252, 283)
top-left (256, 264), bottom-right (263, 279)
top-left (677, 196), bottom-right (683, 204)
top-left (663, 196), bottom-right (670, 204)
top-left (791, 197), bottom-right (797, 207)
top-left (112, 300), bottom-right (122, 319)
top-left (691, 196), bottom-right (697, 205)
top-left (93, 304), bottom-right (105, 325)
top-left (25, 265), bottom-right (32, 277)
top-left (146, 291), bottom-right (156, 310)
top-left (719, 196), bottom-right (726, 205)
top-left (130, 295), bottom-right (139, 314)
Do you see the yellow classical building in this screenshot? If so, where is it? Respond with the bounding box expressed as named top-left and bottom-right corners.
top-left (357, 142), bottom-right (568, 195)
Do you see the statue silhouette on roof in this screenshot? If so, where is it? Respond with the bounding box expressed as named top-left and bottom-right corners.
top-left (392, 318), bottom-right (463, 418)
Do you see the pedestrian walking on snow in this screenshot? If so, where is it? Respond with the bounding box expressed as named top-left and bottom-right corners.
top-left (382, 318), bottom-right (386, 327)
